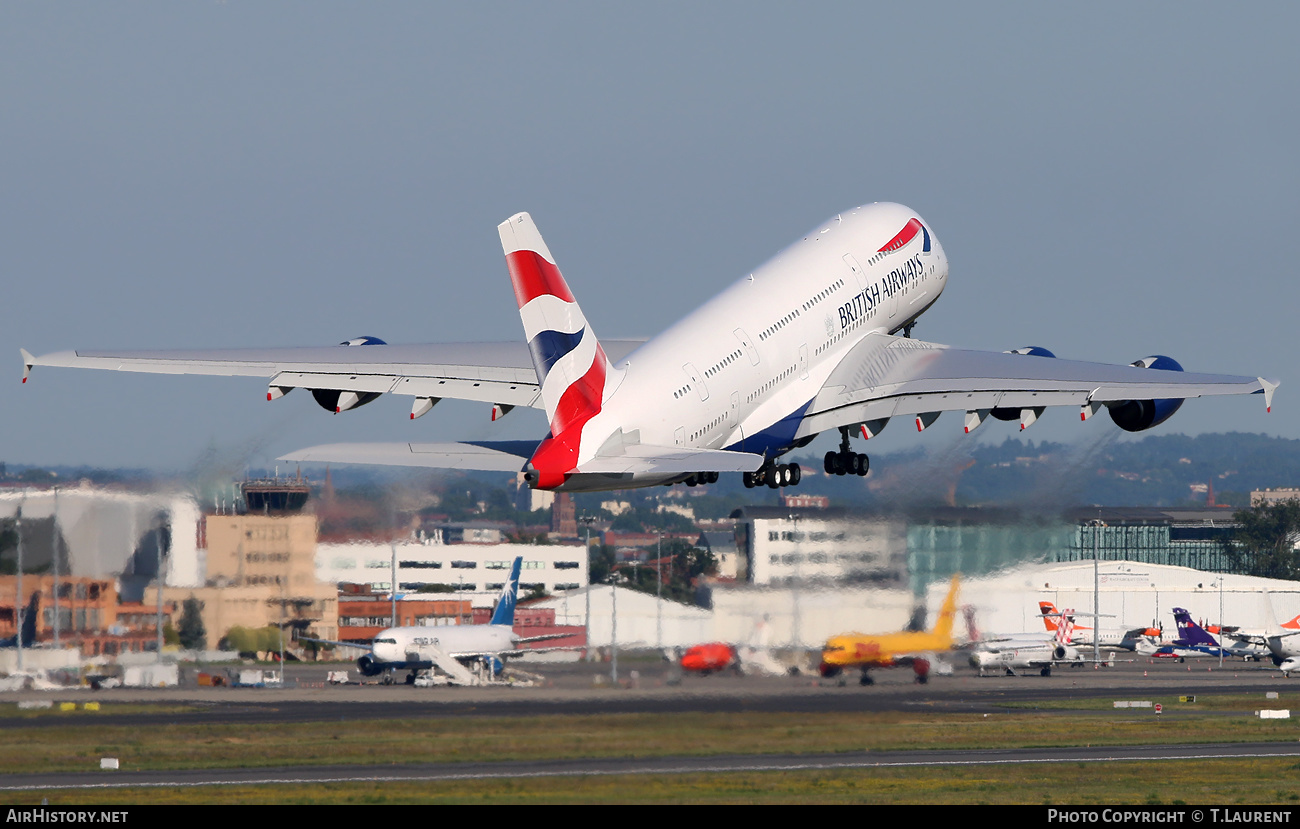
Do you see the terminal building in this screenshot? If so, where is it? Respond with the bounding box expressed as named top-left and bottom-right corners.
top-left (316, 540), bottom-right (589, 603)
top-left (729, 505), bottom-right (1255, 593)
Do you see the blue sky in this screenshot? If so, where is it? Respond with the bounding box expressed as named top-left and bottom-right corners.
top-left (4, 4), bottom-right (1296, 472)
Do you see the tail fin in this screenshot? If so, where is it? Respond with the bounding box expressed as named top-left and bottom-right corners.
top-left (489, 557), bottom-right (523, 626)
top-left (3, 592), bottom-right (39, 649)
top-left (1173, 607), bottom-right (1218, 646)
top-left (1055, 609), bottom-right (1076, 646)
top-left (499, 213), bottom-right (621, 438)
top-left (1039, 601), bottom-right (1059, 633)
top-left (21, 592), bottom-right (38, 647)
top-left (963, 604), bottom-right (980, 643)
top-left (931, 576), bottom-right (961, 641)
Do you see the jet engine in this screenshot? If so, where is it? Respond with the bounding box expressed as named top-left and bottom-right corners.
top-left (1107, 355), bottom-right (1185, 432)
top-left (309, 336), bottom-right (390, 413)
top-left (311, 388), bottom-right (383, 413)
top-left (992, 347), bottom-right (1055, 421)
top-left (1053, 644), bottom-right (1080, 661)
top-left (357, 653), bottom-right (385, 677)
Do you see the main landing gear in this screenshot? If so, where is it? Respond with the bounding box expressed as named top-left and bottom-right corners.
top-left (825, 427), bottom-right (869, 477)
top-left (683, 471), bottom-right (719, 487)
top-left (743, 461), bottom-right (801, 489)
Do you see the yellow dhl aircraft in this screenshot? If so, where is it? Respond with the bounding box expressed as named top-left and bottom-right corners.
top-left (819, 575), bottom-right (960, 686)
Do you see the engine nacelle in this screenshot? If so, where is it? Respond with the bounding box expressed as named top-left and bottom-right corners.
top-left (1053, 644), bottom-right (1080, 661)
top-left (992, 347), bottom-right (1056, 421)
top-left (309, 336), bottom-right (389, 413)
top-left (357, 653), bottom-right (384, 677)
top-left (311, 389), bottom-right (382, 413)
top-left (1108, 355), bottom-right (1185, 432)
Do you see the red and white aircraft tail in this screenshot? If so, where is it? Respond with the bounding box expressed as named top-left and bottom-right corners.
top-left (500, 213), bottom-right (620, 488)
top-left (1039, 601), bottom-right (1092, 636)
top-left (500, 213), bottom-right (621, 439)
top-left (1054, 609), bottom-right (1076, 647)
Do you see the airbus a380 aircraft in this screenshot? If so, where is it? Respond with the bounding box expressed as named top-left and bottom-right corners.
top-left (21, 203), bottom-right (1278, 492)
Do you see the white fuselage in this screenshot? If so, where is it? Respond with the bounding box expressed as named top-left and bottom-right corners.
top-left (971, 641), bottom-right (1082, 675)
top-left (371, 624), bottom-right (517, 666)
top-left (568, 203), bottom-right (949, 490)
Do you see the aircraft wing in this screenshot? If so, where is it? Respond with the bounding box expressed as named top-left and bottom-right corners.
top-left (280, 440), bottom-right (538, 471)
top-left (574, 444), bottom-right (764, 475)
top-left (299, 636), bottom-right (372, 652)
top-left (279, 439), bottom-right (765, 474)
top-left (799, 332), bottom-right (1277, 436)
top-left (21, 340), bottom-right (646, 411)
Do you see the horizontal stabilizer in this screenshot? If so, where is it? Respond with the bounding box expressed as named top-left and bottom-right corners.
top-left (279, 440), bottom-right (537, 471)
top-left (577, 444), bottom-right (763, 475)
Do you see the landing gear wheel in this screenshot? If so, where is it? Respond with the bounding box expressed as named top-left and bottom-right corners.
top-left (789, 463), bottom-right (801, 485)
top-left (1040, 666), bottom-right (1052, 677)
top-left (743, 471), bottom-right (756, 488)
top-left (859, 672), bottom-right (874, 686)
top-left (825, 452), bottom-right (837, 475)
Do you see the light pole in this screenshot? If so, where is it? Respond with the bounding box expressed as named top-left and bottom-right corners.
top-left (1091, 515), bottom-right (1101, 667)
top-left (52, 487), bottom-right (60, 649)
top-left (15, 490), bottom-right (25, 672)
top-left (580, 514), bottom-right (595, 662)
top-left (610, 561), bottom-right (618, 686)
top-left (656, 532), bottom-right (662, 653)
top-left (1215, 576), bottom-right (1225, 668)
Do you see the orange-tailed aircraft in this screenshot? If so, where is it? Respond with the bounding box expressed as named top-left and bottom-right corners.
top-left (680, 643), bottom-right (738, 674)
top-left (1038, 601), bottom-right (1160, 650)
top-left (819, 575), bottom-right (960, 686)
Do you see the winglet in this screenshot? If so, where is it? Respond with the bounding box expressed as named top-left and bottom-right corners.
top-left (20, 349), bottom-right (34, 383)
top-left (1259, 378), bottom-right (1280, 413)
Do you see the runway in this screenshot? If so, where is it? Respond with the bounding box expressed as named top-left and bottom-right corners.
top-left (5, 742), bottom-right (1300, 793)
top-left (2, 656), bottom-right (1291, 727)
top-left (3, 656), bottom-right (1295, 794)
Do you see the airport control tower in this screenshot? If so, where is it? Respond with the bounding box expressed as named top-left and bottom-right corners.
top-left (149, 478), bottom-right (339, 650)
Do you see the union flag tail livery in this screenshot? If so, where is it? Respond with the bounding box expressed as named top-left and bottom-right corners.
top-left (499, 213), bottom-right (621, 489)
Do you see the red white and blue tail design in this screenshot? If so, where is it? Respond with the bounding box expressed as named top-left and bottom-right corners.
top-left (498, 213), bottom-right (620, 488)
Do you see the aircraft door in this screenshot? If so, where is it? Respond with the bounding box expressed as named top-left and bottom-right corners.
top-left (729, 391), bottom-right (739, 428)
top-left (799, 344), bottom-right (809, 380)
top-left (683, 362), bottom-right (708, 401)
top-left (733, 328), bottom-right (759, 366)
top-left (843, 254), bottom-right (868, 291)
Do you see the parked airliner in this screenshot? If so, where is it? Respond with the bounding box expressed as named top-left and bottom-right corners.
top-left (312, 557), bottom-right (563, 685)
top-left (21, 203), bottom-right (1277, 491)
top-left (971, 607), bottom-right (1083, 677)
